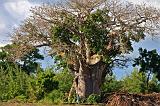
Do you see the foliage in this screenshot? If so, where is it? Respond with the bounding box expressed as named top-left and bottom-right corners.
top-left (43, 90), bottom-right (64, 104)
top-left (0, 49), bottom-right (7, 61)
top-left (86, 94), bottom-right (101, 104)
top-left (9, 0), bottom-right (160, 78)
top-left (54, 69), bottom-right (74, 93)
top-left (0, 65), bottom-right (28, 101)
top-left (27, 67), bottom-right (59, 101)
top-left (27, 67), bottom-right (73, 103)
top-left (0, 48), bottom-right (16, 70)
top-left (19, 48), bottom-right (44, 74)
top-left (0, 63), bottom-right (60, 102)
top-left (133, 48), bottom-right (160, 90)
top-left (43, 69), bottom-right (73, 103)
top-left (11, 0), bottom-right (160, 60)
top-left (123, 68), bottom-right (147, 93)
top-left (123, 68), bottom-right (160, 93)
top-left (148, 75), bottom-right (160, 93)
top-left (14, 95), bottom-right (28, 103)
top-left (0, 52), bottom-right (73, 103)
top-left (101, 75), bottom-right (123, 93)
top-left (0, 63), bottom-right (160, 103)
top-left (1, 44), bottom-right (44, 74)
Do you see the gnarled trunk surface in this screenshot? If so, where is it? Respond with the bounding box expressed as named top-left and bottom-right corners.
top-left (73, 61), bottom-right (109, 98)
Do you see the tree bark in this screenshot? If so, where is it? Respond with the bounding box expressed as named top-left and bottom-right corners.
top-left (76, 60), bottom-right (109, 98)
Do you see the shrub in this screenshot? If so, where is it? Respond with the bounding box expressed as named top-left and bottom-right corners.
top-left (27, 68), bottom-right (59, 101)
top-left (86, 94), bottom-right (101, 104)
top-left (101, 75), bottom-right (123, 93)
top-left (14, 95), bottom-right (27, 103)
top-left (0, 65), bottom-right (28, 101)
top-left (44, 90), bottom-right (64, 104)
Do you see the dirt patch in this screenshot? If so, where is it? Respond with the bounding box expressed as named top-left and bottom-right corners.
top-left (0, 103), bottom-right (101, 106)
top-left (0, 103), bottom-right (55, 106)
top-left (103, 93), bottom-right (160, 106)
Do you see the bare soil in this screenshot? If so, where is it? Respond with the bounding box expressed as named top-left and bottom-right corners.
top-left (104, 92), bottom-right (160, 106)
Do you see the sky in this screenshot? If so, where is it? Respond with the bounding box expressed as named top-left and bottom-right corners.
top-left (0, 0), bottom-right (35, 45)
top-left (0, 0), bottom-right (160, 79)
top-left (0, 0), bottom-right (58, 45)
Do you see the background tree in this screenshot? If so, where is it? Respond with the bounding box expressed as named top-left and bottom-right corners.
top-left (148, 74), bottom-right (160, 93)
top-left (19, 48), bottom-right (44, 74)
top-left (1, 44), bottom-right (44, 74)
top-left (133, 48), bottom-right (160, 90)
top-left (9, 0), bottom-right (160, 98)
top-left (123, 68), bottom-right (160, 93)
top-left (123, 68), bottom-right (147, 93)
top-left (0, 46), bottom-right (15, 70)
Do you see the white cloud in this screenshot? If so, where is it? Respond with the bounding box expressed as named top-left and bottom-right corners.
top-left (0, 22), bottom-right (6, 31)
top-left (146, 0), bottom-right (160, 8)
top-left (126, 0), bottom-right (160, 8)
top-left (0, 44), bottom-right (6, 47)
top-left (4, 0), bottom-right (35, 18)
top-left (126, 0), bottom-right (146, 5)
top-left (0, 0), bottom-right (39, 44)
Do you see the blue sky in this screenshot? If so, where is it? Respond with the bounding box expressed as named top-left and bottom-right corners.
top-left (0, 0), bottom-right (160, 79)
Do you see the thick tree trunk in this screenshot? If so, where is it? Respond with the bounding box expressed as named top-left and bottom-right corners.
top-left (76, 61), bottom-right (109, 98)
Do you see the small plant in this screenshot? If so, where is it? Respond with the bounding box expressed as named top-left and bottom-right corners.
top-left (86, 94), bottom-right (101, 104)
top-left (45, 90), bottom-right (64, 104)
top-left (14, 95), bottom-right (27, 103)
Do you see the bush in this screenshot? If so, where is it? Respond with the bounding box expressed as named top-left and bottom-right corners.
top-left (14, 95), bottom-right (27, 103)
top-left (54, 69), bottom-right (73, 93)
top-left (27, 68), bottom-right (59, 101)
top-left (101, 75), bottom-right (123, 93)
top-left (123, 68), bottom-right (148, 93)
top-left (53, 69), bottom-right (74, 103)
top-left (86, 94), bottom-right (101, 104)
top-left (0, 65), bottom-right (28, 101)
top-left (43, 90), bottom-right (64, 104)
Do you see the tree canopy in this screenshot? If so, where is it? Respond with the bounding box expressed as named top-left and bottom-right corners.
top-left (0, 44), bottom-right (44, 74)
top-left (10, 0), bottom-right (160, 63)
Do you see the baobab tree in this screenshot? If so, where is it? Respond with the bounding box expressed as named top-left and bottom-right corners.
top-left (9, 0), bottom-right (160, 98)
